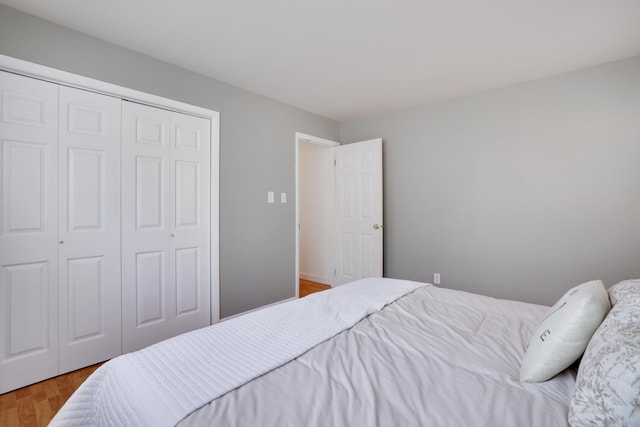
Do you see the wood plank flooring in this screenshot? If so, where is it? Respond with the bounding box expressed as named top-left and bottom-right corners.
top-left (0, 363), bottom-right (103, 426)
top-left (0, 279), bottom-right (332, 426)
top-left (299, 278), bottom-right (331, 297)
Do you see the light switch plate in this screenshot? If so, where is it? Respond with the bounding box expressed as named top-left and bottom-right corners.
top-left (281, 193), bottom-right (287, 203)
top-left (267, 191), bottom-right (274, 203)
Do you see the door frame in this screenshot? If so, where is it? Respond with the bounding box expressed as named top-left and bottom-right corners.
top-left (294, 132), bottom-right (339, 297)
top-left (0, 54), bottom-right (221, 323)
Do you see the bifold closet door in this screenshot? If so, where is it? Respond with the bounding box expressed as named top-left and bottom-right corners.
top-left (121, 102), bottom-right (171, 352)
top-left (122, 101), bottom-right (210, 353)
top-left (0, 71), bottom-right (59, 393)
top-left (170, 111), bottom-right (211, 337)
top-left (57, 86), bottom-right (122, 374)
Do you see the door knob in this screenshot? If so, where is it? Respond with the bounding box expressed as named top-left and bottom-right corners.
top-left (373, 224), bottom-right (382, 230)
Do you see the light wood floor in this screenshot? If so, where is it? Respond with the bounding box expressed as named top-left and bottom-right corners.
top-left (0, 279), bottom-right (331, 426)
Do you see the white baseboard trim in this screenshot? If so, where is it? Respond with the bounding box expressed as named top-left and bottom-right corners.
top-left (220, 297), bottom-right (297, 322)
top-left (300, 273), bottom-right (333, 286)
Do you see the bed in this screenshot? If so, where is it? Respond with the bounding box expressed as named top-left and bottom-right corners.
top-left (49, 277), bottom-right (639, 426)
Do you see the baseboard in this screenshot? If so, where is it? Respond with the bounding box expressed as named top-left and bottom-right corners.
top-left (300, 272), bottom-right (332, 286)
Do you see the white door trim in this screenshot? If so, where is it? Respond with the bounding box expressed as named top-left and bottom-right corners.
top-left (0, 54), bottom-right (221, 324)
top-left (294, 132), bottom-right (339, 298)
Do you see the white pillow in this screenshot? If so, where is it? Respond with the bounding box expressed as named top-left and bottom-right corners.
top-left (520, 280), bottom-right (610, 382)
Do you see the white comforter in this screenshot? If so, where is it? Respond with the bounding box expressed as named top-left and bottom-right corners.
top-left (50, 278), bottom-right (424, 426)
top-left (181, 282), bottom-right (576, 427)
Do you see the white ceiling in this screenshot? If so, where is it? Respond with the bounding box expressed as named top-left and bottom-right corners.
top-left (3, 0), bottom-right (640, 122)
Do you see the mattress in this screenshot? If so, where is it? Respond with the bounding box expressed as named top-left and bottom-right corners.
top-left (51, 278), bottom-right (575, 426)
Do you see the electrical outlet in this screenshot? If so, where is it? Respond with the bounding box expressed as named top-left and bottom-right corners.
top-left (434, 273), bottom-right (441, 285)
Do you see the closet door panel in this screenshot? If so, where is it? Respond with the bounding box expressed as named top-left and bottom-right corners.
top-left (66, 256), bottom-right (103, 339)
top-left (175, 247), bottom-right (199, 315)
top-left (171, 112), bottom-right (210, 334)
top-left (67, 148), bottom-right (103, 230)
top-left (0, 71), bottom-right (59, 394)
top-left (122, 101), bottom-right (172, 353)
top-left (58, 86), bottom-right (122, 373)
top-left (135, 250), bottom-right (165, 325)
top-left (136, 156), bottom-right (164, 229)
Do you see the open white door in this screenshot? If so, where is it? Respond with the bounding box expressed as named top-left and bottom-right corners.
top-left (334, 138), bottom-right (383, 285)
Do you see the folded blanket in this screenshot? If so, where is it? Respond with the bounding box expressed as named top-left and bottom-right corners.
top-left (50, 278), bottom-right (425, 426)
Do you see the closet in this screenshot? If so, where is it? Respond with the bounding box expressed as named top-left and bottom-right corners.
top-left (0, 69), bottom-right (215, 393)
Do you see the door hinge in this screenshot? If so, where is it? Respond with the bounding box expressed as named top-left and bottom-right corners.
top-left (334, 159), bottom-right (336, 166)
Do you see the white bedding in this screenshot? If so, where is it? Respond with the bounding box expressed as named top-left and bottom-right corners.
top-left (49, 278), bottom-right (423, 426)
top-left (179, 283), bottom-right (576, 426)
top-left (51, 278), bottom-right (576, 426)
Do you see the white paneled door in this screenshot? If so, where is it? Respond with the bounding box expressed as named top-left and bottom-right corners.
top-left (170, 112), bottom-right (211, 336)
top-left (122, 101), bottom-right (210, 353)
top-left (122, 102), bottom-right (171, 352)
top-left (0, 71), bottom-right (59, 393)
top-left (57, 86), bottom-right (122, 374)
top-left (334, 139), bottom-right (383, 285)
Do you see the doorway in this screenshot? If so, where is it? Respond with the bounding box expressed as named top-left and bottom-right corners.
top-left (295, 133), bottom-right (384, 298)
top-left (295, 133), bottom-right (340, 297)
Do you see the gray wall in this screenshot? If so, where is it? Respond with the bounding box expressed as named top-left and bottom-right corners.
top-left (341, 56), bottom-right (640, 306)
top-left (0, 5), bottom-right (339, 318)
top-left (2, 5), bottom-right (638, 313)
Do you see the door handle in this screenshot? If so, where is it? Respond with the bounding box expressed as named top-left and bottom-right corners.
top-left (373, 224), bottom-right (383, 230)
